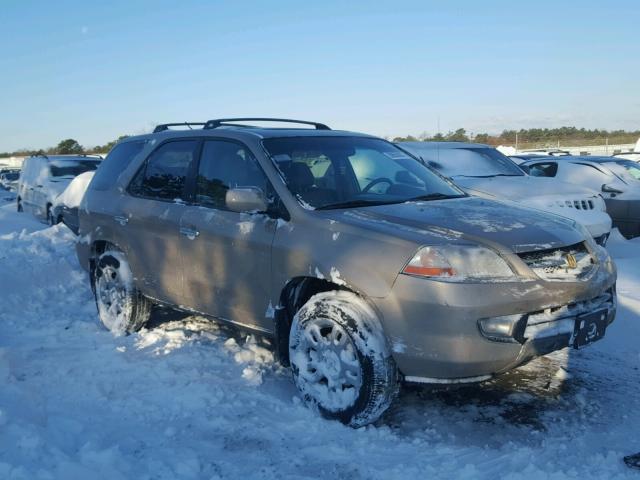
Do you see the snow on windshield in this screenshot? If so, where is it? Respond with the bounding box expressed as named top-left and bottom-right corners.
top-left (416, 147), bottom-right (524, 178)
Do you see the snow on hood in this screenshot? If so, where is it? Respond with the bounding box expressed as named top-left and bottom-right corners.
top-left (329, 197), bottom-right (584, 253)
top-left (54, 171), bottom-right (95, 208)
top-left (453, 175), bottom-right (599, 201)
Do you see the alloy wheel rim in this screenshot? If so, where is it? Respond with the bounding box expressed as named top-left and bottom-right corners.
top-left (96, 264), bottom-right (131, 332)
top-left (291, 317), bottom-right (362, 412)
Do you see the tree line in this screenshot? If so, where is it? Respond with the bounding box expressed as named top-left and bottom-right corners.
top-left (392, 127), bottom-right (640, 146)
top-left (2, 126), bottom-right (639, 158)
top-left (0, 136), bottom-right (129, 158)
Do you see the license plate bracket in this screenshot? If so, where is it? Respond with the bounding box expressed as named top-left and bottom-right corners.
top-left (572, 308), bottom-right (609, 349)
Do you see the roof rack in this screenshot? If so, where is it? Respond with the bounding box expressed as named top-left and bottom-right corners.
top-left (203, 118), bottom-right (331, 131)
top-left (153, 122), bottom-right (207, 133)
top-left (32, 153), bottom-right (103, 160)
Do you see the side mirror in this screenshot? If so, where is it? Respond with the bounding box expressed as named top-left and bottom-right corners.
top-left (225, 187), bottom-right (268, 213)
top-left (602, 184), bottom-right (623, 194)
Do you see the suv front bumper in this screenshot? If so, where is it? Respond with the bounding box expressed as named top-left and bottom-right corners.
top-left (373, 259), bottom-right (617, 382)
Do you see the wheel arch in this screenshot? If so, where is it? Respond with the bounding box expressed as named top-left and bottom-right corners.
top-left (274, 276), bottom-right (378, 366)
top-left (88, 240), bottom-right (125, 291)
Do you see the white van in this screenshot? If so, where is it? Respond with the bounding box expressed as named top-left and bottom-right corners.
top-left (17, 155), bottom-right (101, 223)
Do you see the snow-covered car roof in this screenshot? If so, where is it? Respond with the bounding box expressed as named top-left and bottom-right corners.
top-left (400, 141), bottom-right (490, 150)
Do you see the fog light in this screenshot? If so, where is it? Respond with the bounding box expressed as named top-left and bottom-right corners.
top-left (478, 314), bottom-right (523, 343)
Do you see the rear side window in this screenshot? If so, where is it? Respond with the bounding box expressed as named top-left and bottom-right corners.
top-left (92, 141), bottom-right (147, 191)
top-left (20, 158), bottom-right (36, 183)
top-left (129, 140), bottom-right (198, 201)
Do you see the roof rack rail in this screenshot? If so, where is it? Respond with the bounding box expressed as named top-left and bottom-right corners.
top-left (203, 118), bottom-right (331, 131)
top-left (153, 122), bottom-right (207, 133)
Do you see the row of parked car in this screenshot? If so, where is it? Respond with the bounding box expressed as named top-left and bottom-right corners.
top-left (0, 167), bottom-right (20, 191)
top-left (13, 154), bottom-right (102, 233)
top-left (12, 118), bottom-right (634, 426)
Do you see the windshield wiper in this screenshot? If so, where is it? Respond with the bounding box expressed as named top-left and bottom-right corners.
top-left (316, 199), bottom-right (403, 210)
top-left (455, 173), bottom-right (521, 178)
top-left (405, 193), bottom-right (464, 202)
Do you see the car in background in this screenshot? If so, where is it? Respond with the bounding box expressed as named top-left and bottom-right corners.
top-left (518, 148), bottom-right (572, 157)
top-left (17, 154), bottom-right (102, 224)
top-left (521, 156), bottom-right (640, 238)
top-left (398, 142), bottom-right (612, 245)
top-left (0, 170), bottom-right (20, 191)
top-left (613, 152), bottom-right (640, 162)
top-left (50, 171), bottom-right (95, 234)
top-left (509, 154), bottom-right (553, 164)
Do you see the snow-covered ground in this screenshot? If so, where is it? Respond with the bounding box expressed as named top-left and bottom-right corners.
top-left (1, 192), bottom-right (639, 479)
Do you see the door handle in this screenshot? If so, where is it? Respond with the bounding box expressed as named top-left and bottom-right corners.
top-left (114, 215), bottom-right (129, 225)
top-left (179, 226), bottom-right (200, 240)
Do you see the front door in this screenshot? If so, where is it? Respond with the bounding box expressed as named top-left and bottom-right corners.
top-left (180, 139), bottom-right (277, 330)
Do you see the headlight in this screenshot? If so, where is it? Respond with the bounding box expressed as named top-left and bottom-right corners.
top-left (402, 245), bottom-right (516, 282)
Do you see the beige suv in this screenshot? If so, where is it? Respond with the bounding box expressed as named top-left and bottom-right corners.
top-left (77, 118), bottom-right (617, 427)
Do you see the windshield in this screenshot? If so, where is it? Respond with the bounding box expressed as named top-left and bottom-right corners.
top-left (262, 137), bottom-right (464, 209)
top-left (609, 160), bottom-right (640, 181)
top-left (403, 145), bottom-right (525, 178)
top-left (49, 160), bottom-right (99, 178)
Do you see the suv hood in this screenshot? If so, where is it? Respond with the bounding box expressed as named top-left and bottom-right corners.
top-left (330, 197), bottom-right (584, 253)
top-left (452, 175), bottom-right (599, 200)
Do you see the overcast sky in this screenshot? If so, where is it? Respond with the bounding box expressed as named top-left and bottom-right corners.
top-left (0, 0), bottom-right (638, 151)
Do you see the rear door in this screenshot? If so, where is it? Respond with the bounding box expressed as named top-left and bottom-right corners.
top-left (179, 139), bottom-right (277, 330)
top-left (31, 159), bottom-right (50, 218)
top-left (18, 158), bottom-right (34, 210)
top-left (21, 158), bottom-right (41, 213)
top-left (121, 139), bottom-right (200, 304)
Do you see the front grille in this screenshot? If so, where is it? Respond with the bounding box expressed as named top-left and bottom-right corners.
top-left (521, 288), bottom-right (615, 342)
top-left (517, 242), bottom-right (595, 281)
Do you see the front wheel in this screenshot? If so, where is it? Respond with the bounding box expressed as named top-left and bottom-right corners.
top-left (17, 198), bottom-right (23, 212)
top-left (289, 291), bottom-right (399, 427)
top-left (92, 249), bottom-right (151, 335)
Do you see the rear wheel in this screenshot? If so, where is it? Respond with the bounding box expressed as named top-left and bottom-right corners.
top-left (92, 249), bottom-right (151, 335)
top-left (289, 291), bottom-right (398, 427)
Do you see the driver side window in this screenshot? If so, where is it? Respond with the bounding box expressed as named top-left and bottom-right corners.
top-left (196, 140), bottom-right (269, 210)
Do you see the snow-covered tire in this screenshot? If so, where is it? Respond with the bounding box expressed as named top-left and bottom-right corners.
top-left (17, 198), bottom-right (22, 212)
top-left (289, 291), bottom-right (398, 427)
top-left (92, 249), bottom-right (151, 336)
